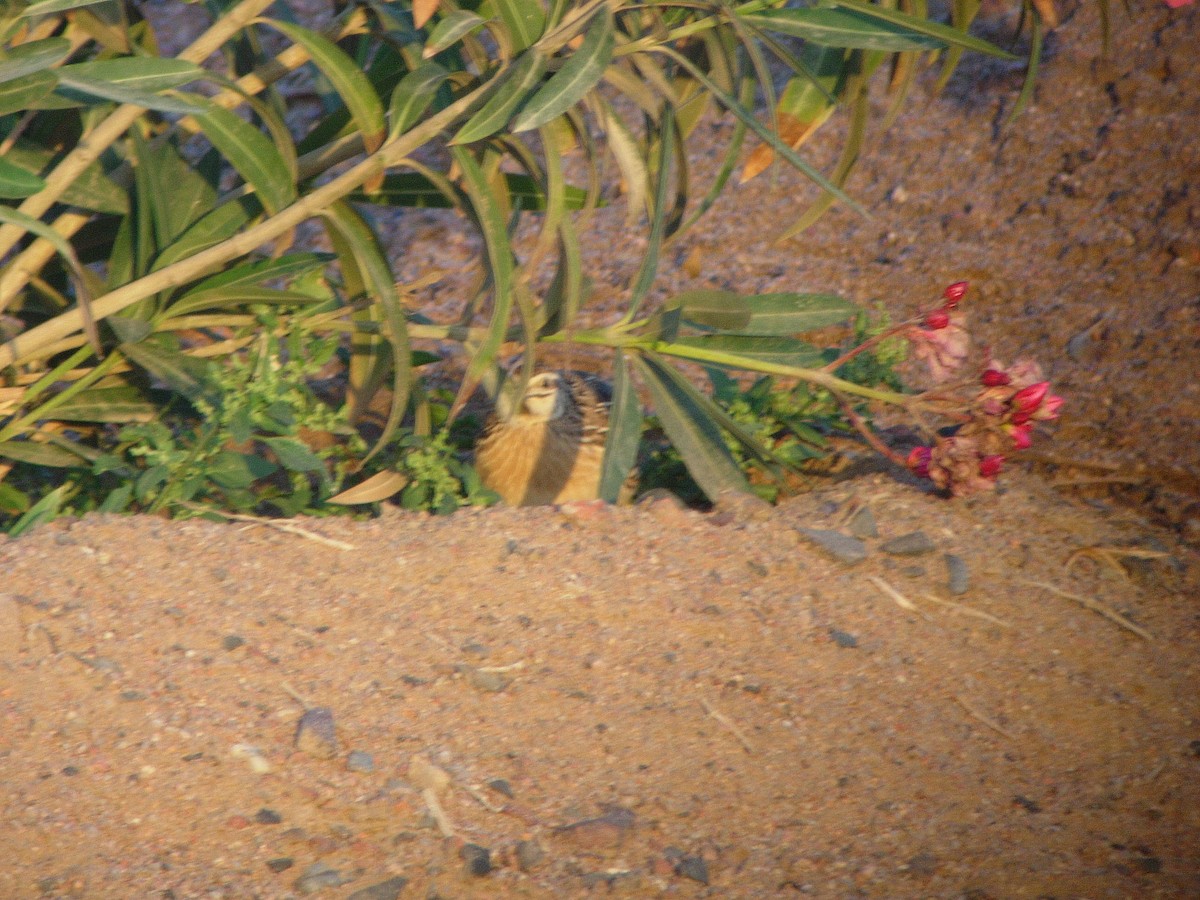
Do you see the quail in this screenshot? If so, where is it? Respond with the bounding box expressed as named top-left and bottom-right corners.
top-left (474, 371), bottom-right (636, 506)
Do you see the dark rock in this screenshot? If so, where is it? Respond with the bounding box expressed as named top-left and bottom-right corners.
top-left (460, 843), bottom-right (492, 876)
top-left (880, 531), bottom-right (936, 556)
top-left (255, 808), bottom-right (282, 825)
top-left (903, 852), bottom-right (939, 877)
top-left (515, 840), bottom-right (544, 872)
top-left (829, 629), bottom-right (858, 649)
top-left (847, 506), bottom-right (878, 539)
top-left (347, 875), bottom-right (409, 900)
top-left (676, 854), bottom-right (709, 885)
top-left (222, 634), bottom-right (245, 651)
top-left (945, 553), bottom-right (970, 595)
top-left (799, 529), bottom-right (867, 566)
top-left (266, 857), bottom-right (294, 873)
top-left (294, 862), bottom-right (350, 893)
top-left (295, 707), bottom-right (338, 760)
top-left (486, 778), bottom-right (513, 799)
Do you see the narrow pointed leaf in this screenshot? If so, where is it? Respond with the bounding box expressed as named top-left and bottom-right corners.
top-left (8, 485), bottom-right (68, 538)
top-left (669, 334), bottom-right (827, 367)
top-left (194, 104), bottom-right (296, 216)
top-left (422, 10), bottom-right (487, 58)
top-left (511, 7), bottom-right (613, 132)
top-left (0, 37), bottom-right (71, 83)
top-left (0, 158), bottom-right (46, 198)
top-left (118, 341), bottom-right (213, 402)
top-left (452, 50), bottom-right (547, 144)
top-left (389, 62), bottom-right (450, 136)
top-left (261, 436), bottom-right (324, 472)
top-left (266, 20), bottom-right (387, 153)
top-left (3, 139), bottom-right (128, 213)
top-left (328, 470), bottom-right (409, 505)
top-left (681, 291), bottom-right (856, 334)
top-left (22, 0), bottom-right (110, 14)
top-left (825, 0), bottom-right (1017, 58)
top-left (599, 350), bottom-right (642, 502)
top-left (743, 8), bottom-right (943, 51)
top-left (47, 385), bottom-right (158, 423)
top-left (491, 0), bottom-right (546, 52)
top-left (0, 441), bottom-right (85, 468)
top-left (597, 100), bottom-right (647, 223)
top-left (633, 353), bottom-right (748, 500)
top-left (0, 70), bottom-right (57, 115)
top-left (56, 57), bottom-right (204, 92)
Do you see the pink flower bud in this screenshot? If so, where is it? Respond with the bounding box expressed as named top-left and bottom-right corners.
top-left (981, 368), bottom-right (1011, 387)
top-left (978, 454), bottom-right (1005, 479)
top-left (924, 309), bottom-right (951, 330)
top-left (1010, 381), bottom-right (1050, 414)
top-left (942, 281), bottom-right (969, 308)
top-left (1031, 394), bottom-right (1064, 421)
top-left (1010, 409), bottom-right (1032, 426)
top-left (907, 446), bottom-right (932, 478)
top-left (1008, 423), bottom-right (1033, 450)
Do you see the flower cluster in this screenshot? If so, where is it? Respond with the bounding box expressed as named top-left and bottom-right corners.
top-left (903, 281), bottom-right (971, 384)
top-left (902, 282), bottom-right (1064, 496)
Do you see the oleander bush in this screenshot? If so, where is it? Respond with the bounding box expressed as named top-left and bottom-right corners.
top-left (0, 0), bottom-right (1060, 528)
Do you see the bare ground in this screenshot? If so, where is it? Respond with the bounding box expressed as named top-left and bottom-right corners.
top-left (2, 0), bottom-right (1199, 897)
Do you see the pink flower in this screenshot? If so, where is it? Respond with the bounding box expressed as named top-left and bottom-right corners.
top-left (1010, 381), bottom-right (1050, 414)
top-left (942, 281), bottom-right (969, 308)
top-left (981, 368), bottom-right (1011, 387)
top-left (907, 446), bottom-right (933, 478)
top-left (906, 311), bottom-right (970, 384)
top-left (1165, 0), bottom-right (1193, 8)
top-left (978, 454), bottom-right (1005, 479)
top-left (1007, 423), bottom-right (1034, 450)
top-left (1031, 394), bottom-right (1064, 421)
top-left (924, 309), bottom-right (951, 330)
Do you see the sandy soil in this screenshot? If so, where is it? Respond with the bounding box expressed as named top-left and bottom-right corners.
top-left (2, 0), bottom-right (1199, 897)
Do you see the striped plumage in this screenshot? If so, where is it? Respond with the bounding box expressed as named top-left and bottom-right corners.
top-left (474, 371), bottom-right (633, 506)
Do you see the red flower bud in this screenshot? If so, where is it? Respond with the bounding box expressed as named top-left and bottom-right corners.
top-left (907, 446), bottom-right (932, 478)
top-left (1008, 423), bottom-right (1033, 450)
top-left (1031, 394), bottom-right (1064, 421)
top-left (978, 454), bottom-right (1005, 479)
top-left (1010, 409), bottom-right (1032, 426)
top-left (924, 309), bottom-right (951, 330)
top-left (981, 368), bottom-right (1012, 387)
top-left (1010, 381), bottom-right (1050, 414)
top-left (942, 281), bottom-right (969, 308)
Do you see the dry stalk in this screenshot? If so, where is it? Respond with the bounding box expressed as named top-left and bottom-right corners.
top-left (700, 698), bottom-right (755, 754)
top-left (953, 695), bottom-right (1016, 739)
top-left (1019, 578), bottom-right (1153, 641)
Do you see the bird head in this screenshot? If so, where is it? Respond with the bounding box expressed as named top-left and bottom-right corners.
top-left (518, 371), bottom-right (568, 421)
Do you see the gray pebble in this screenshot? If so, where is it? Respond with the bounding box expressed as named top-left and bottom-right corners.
top-left (294, 862), bottom-right (350, 894)
top-left (266, 857), bottom-right (293, 873)
top-left (676, 854), bottom-right (709, 885)
top-left (798, 529), bottom-right (867, 566)
top-left (347, 875), bottom-right (408, 900)
top-left (846, 506), bottom-right (878, 539)
top-left (944, 553), bottom-right (970, 595)
top-left (467, 667), bottom-right (510, 693)
top-left (516, 839), bottom-right (544, 872)
top-left (880, 531), bottom-right (936, 556)
top-left (222, 634), bottom-right (245, 651)
top-left (829, 629), bottom-right (858, 649)
top-left (486, 777), bottom-right (513, 798)
top-left (295, 707), bottom-right (338, 760)
top-left (346, 750), bottom-right (375, 773)
top-left (255, 808), bottom-right (282, 825)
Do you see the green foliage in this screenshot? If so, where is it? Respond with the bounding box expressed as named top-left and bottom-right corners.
top-left (0, 0), bottom-right (1032, 531)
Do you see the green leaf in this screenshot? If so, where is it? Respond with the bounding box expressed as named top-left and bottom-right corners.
top-left (0, 157), bottom-right (45, 197)
top-left (55, 58), bottom-right (205, 113)
top-left (165, 286), bottom-right (323, 319)
top-left (193, 104), bottom-right (297, 216)
top-left (153, 197), bottom-right (259, 271)
top-left (680, 291), bottom-right (856, 334)
top-left (261, 436), bottom-right (325, 472)
top-left (328, 469), bottom-right (409, 505)
top-left (7, 485), bottom-right (68, 538)
top-left (511, 7), bottom-right (613, 132)
top-left (488, 0), bottom-right (546, 52)
top-left (599, 349), bottom-right (642, 503)
top-left (208, 450), bottom-right (278, 489)
top-left (183, 252), bottom-right (333, 294)
top-left (668, 334), bottom-right (827, 368)
top-left (0, 36), bottom-right (71, 83)
top-left (22, 0), bottom-right (110, 14)
top-left (48, 385), bottom-right (158, 423)
top-left (266, 19), bottom-right (387, 153)
top-left (632, 353), bottom-right (748, 501)
top-left (824, 0), bottom-right (1017, 58)
top-left (0, 440), bottom-right (85, 468)
top-left (351, 171), bottom-right (589, 210)
top-left (452, 49), bottom-right (547, 144)
top-left (389, 61), bottom-right (450, 137)
top-left (2, 139), bottom-right (129, 213)
top-left (0, 70), bottom-right (57, 116)
top-left (119, 340), bottom-right (212, 402)
top-left (743, 8), bottom-right (943, 51)
top-left (422, 10), bottom-right (487, 58)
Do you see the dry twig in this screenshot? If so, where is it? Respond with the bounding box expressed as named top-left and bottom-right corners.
top-left (921, 593), bottom-right (1012, 628)
top-left (175, 503), bottom-right (356, 550)
top-left (953, 694), bottom-right (1016, 739)
top-left (1066, 545), bottom-right (1170, 581)
top-left (700, 698), bottom-right (755, 754)
top-left (1019, 578), bottom-right (1153, 641)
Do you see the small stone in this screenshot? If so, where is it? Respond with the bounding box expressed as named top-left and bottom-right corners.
top-left (347, 875), bottom-right (409, 900)
top-left (118, 690), bottom-right (146, 702)
top-left (255, 808), bottom-right (282, 825)
top-left (460, 843), bottom-right (492, 876)
top-left (798, 529), bottom-right (867, 566)
top-left (846, 506), bottom-right (878, 539)
top-left (676, 854), bottom-right (709, 885)
top-left (945, 553), bottom-right (970, 595)
top-left (903, 852), bottom-right (939, 877)
top-left (346, 750), bottom-right (375, 773)
top-left (294, 862), bottom-right (350, 894)
top-left (829, 629), bottom-right (858, 649)
top-left (222, 634), bottom-right (245, 651)
top-left (467, 667), bottom-right (510, 693)
top-left (552, 805), bottom-right (635, 850)
top-left (880, 531), bottom-right (936, 556)
top-left (295, 707), bottom-right (338, 760)
top-left (486, 778), bottom-right (513, 799)
top-left (515, 840), bottom-right (544, 872)
top-left (266, 857), bottom-right (294, 873)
